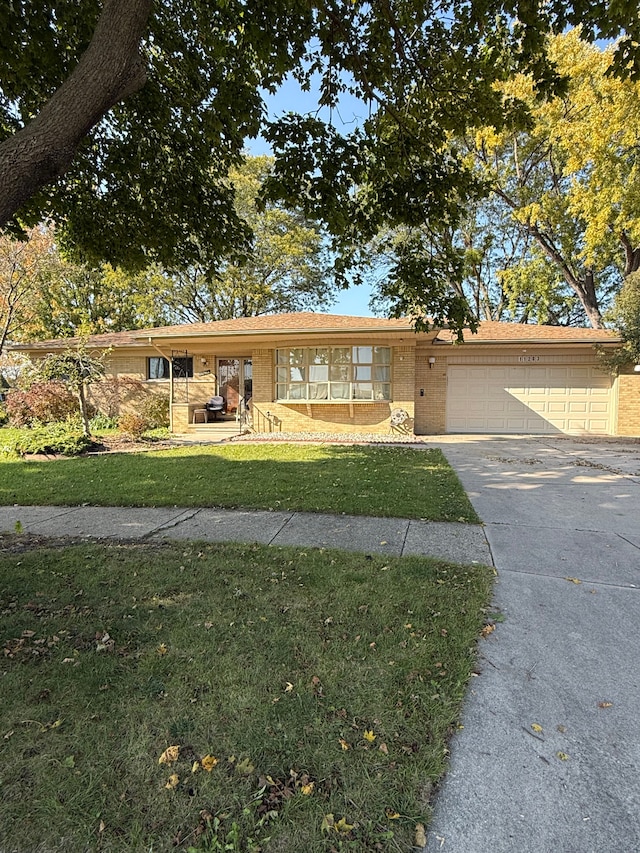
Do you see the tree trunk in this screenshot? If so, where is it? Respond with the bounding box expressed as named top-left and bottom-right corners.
top-left (0, 0), bottom-right (152, 229)
top-left (77, 384), bottom-right (92, 437)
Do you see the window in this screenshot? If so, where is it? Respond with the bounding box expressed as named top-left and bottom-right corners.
top-left (275, 347), bottom-right (391, 401)
top-left (147, 356), bottom-right (193, 380)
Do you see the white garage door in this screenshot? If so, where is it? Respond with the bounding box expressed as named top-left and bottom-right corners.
top-left (446, 365), bottom-right (613, 435)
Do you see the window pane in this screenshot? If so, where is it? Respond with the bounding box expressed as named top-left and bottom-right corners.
top-left (308, 383), bottom-right (328, 399)
top-left (276, 384), bottom-right (287, 400)
top-left (331, 347), bottom-right (351, 364)
top-left (353, 346), bottom-right (373, 363)
top-left (310, 348), bottom-right (329, 364)
top-left (330, 364), bottom-right (349, 381)
top-left (288, 384), bottom-right (307, 399)
top-left (373, 347), bottom-right (390, 364)
top-left (148, 357), bottom-right (169, 379)
top-left (309, 364), bottom-right (328, 381)
top-left (289, 348), bottom-right (305, 365)
top-left (172, 357), bottom-right (193, 378)
top-left (276, 366), bottom-right (288, 382)
top-left (289, 366), bottom-right (306, 382)
top-left (330, 382), bottom-right (350, 399)
top-left (374, 365), bottom-right (390, 381)
top-left (354, 365), bottom-right (372, 381)
top-left (373, 384), bottom-right (391, 400)
top-left (276, 350), bottom-right (288, 364)
top-left (353, 383), bottom-right (374, 399)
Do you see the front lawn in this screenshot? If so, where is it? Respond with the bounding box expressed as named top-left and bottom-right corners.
top-left (0, 442), bottom-right (479, 522)
top-left (0, 536), bottom-right (493, 852)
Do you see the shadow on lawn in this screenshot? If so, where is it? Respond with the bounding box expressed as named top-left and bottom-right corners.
top-left (0, 444), bottom-right (477, 522)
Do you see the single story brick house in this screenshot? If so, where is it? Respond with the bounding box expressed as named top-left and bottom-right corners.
top-left (11, 312), bottom-right (640, 437)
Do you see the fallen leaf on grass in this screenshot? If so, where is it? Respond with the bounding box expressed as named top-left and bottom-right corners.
top-left (415, 823), bottom-right (427, 846)
top-left (338, 738), bottom-right (350, 751)
top-left (363, 729), bottom-right (376, 743)
top-left (165, 773), bottom-right (179, 789)
top-left (379, 742), bottom-right (389, 754)
top-left (158, 745), bottom-right (180, 765)
top-left (301, 782), bottom-right (314, 795)
top-left (284, 682), bottom-right (294, 693)
top-left (201, 754), bottom-right (218, 772)
top-left (385, 808), bottom-right (400, 819)
top-left (480, 624), bottom-right (495, 638)
top-left (156, 643), bottom-right (168, 656)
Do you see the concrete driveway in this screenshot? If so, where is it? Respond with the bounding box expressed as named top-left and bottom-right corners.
top-left (425, 435), bottom-right (640, 853)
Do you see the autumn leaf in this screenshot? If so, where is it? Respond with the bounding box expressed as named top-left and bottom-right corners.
top-left (338, 738), bottom-right (350, 751)
top-left (415, 823), bottom-right (427, 846)
top-left (556, 751), bottom-right (570, 761)
top-left (284, 682), bottom-right (294, 693)
top-left (165, 773), bottom-right (179, 789)
top-left (335, 817), bottom-right (354, 834)
top-left (378, 742), bottom-right (389, 754)
top-left (481, 623), bottom-right (495, 638)
top-left (301, 782), bottom-right (314, 795)
top-left (192, 761), bottom-right (200, 773)
top-left (598, 701), bottom-right (613, 708)
top-left (158, 745), bottom-right (180, 765)
top-left (531, 723), bottom-right (543, 733)
top-left (564, 577), bottom-right (582, 584)
top-left (363, 729), bottom-right (376, 743)
top-left (385, 808), bottom-right (400, 819)
top-left (201, 755), bottom-right (218, 772)
top-left (157, 643), bottom-right (168, 656)
top-left (321, 814), bottom-right (335, 833)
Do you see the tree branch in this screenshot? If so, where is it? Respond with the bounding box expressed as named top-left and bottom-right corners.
top-left (0, 0), bottom-right (152, 229)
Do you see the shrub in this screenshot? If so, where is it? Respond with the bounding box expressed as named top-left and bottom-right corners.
top-left (89, 413), bottom-right (119, 431)
top-left (141, 394), bottom-right (170, 429)
top-left (0, 402), bottom-right (8, 427)
top-left (6, 421), bottom-right (92, 456)
top-left (4, 381), bottom-right (77, 426)
top-left (118, 412), bottom-right (150, 438)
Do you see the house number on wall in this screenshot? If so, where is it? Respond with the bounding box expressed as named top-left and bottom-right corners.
top-left (518, 355), bottom-right (541, 362)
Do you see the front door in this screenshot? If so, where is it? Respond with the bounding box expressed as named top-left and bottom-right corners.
top-left (217, 358), bottom-right (252, 414)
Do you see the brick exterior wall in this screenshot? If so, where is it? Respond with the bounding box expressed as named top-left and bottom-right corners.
top-left (414, 344), bottom-right (446, 434)
top-left (615, 372), bottom-right (640, 436)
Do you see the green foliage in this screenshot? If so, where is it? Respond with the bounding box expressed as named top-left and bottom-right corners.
top-left (599, 272), bottom-right (640, 371)
top-left (4, 380), bottom-right (77, 426)
top-left (140, 394), bottom-right (170, 429)
top-left (3, 419), bottom-right (92, 456)
top-left (38, 344), bottom-right (106, 435)
top-left (4, 4), bottom-right (640, 333)
top-left (462, 30), bottom-right (640, 327)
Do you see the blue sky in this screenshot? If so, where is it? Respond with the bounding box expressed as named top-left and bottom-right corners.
top-left (246, 76), bottom-right (377, 317)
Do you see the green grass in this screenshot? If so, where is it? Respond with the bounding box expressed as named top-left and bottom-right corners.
top-left (0, 535), bottom-right (493, 852)
top-left (0, 441), bottom-right (479, 522)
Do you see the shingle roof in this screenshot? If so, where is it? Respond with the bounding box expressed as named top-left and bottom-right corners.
top-left (9, 312), bottom-right (620, 351)
top-left (434, 322), bottom-right (618, 344)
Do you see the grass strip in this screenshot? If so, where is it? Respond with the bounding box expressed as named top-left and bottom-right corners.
top-left (0, 442), bottom-right (479, 522)
top-left (0, 536), bottom-right (492, 852)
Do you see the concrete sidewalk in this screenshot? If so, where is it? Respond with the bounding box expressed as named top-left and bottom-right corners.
top-left (0, 503), bottom-right (493, 565)
top-left (425, 435), bottom-right (640, 853)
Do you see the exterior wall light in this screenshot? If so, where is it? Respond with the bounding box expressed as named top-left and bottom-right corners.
top-left (634, 364), bottom-right (640, 372)
top-left (428, 357), bottom-right (436, 369)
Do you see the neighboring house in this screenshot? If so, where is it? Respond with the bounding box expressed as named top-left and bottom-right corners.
top-left (10, 312), bottom-right (640, 437)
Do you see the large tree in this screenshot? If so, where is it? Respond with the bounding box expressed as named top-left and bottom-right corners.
top-left (461, 30), bottom-right (640, 328)
top-left (3, 2), bottom-right (640, 334)
top-left (151, 155), bottom-right (336, 322)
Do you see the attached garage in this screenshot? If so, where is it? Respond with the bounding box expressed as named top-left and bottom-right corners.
top-left (446, 363), bottom-right (614, 435)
